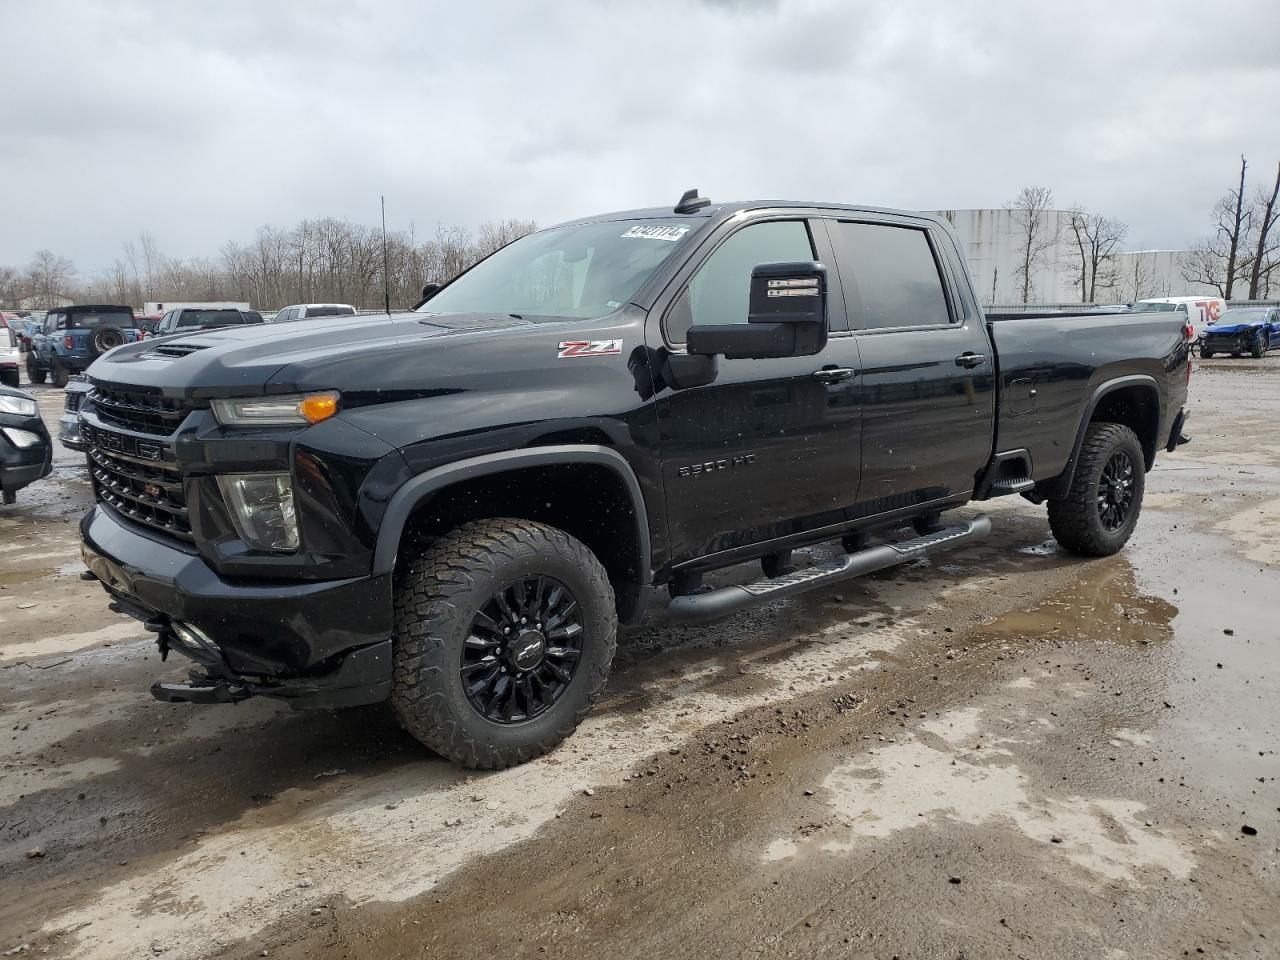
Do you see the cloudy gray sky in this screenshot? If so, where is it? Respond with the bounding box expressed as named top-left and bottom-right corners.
top-left (3, 0), bottom-right (1279, 273)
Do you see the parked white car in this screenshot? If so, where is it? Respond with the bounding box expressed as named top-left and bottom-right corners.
top-left (1132, 296), bottom-right (1225, 336)
top-left (271, 303), bottom-right (358, 323)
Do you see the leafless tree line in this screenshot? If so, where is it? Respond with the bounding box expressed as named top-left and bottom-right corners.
top-left (1181, 155), bottom-right (1280, 299)
top-left (1005, 186), bottom-right (1130, 303)
top-left (0, 218), bottom-right (537, 311)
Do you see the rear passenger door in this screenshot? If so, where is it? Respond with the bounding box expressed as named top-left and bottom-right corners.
top-left (824, 217), bottom-right (995, 507)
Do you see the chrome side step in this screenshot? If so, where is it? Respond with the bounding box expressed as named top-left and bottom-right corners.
top-left (668, 514), bottom-right (991, 623)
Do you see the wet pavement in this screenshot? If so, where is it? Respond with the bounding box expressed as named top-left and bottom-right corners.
top-left (1, 357), bottom-right (1278, 959)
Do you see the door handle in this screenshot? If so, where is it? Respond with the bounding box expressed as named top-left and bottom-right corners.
top-left (812, 367), bottom-right (856, 384)
top-left (955, 352), bottom-right (987, 369)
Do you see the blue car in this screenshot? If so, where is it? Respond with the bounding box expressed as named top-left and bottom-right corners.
top-left (1200, 306), bottom-right (1280, 359)
top-left (27, 304), bottom-right (142, 387)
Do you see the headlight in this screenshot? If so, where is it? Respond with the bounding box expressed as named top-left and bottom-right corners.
top-left (211, 391), bottom-right (340, 427)
top-left (2, 427), bottom-right (44, 449)
top-left (0, 395), bottom-right (37, 416)
top-left (216, 473), bottom-right (299, 551)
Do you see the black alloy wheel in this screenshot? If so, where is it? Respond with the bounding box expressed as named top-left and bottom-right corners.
top-left (461, 575), bottom-right (584, 724)
top-left (1096, 450), bottom-right (1135, 531)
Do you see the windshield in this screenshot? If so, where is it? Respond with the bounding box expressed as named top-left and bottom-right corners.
top-left (1130, 302), bottom-right (1177, 313)
top-left (69, 309), bottom-right (136, 329)
top-left (418, 219), bottom-right (697, 319)
top-left (1215, 308), bottom-right (1270, 325)
top-left (179, 309), bottom-right (245, 328)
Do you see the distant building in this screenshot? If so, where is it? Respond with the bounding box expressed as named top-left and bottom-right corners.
top-left (930, 209), bottom-right (1217, 305)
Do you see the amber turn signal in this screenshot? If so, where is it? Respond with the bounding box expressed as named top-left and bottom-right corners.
top-left (299, 392), bottom-right (340, 423)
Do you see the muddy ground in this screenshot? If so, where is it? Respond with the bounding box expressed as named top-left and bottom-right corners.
top-left (2, 357), bottom-right (1278, 959)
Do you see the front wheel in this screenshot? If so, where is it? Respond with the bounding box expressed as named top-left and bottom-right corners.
top-left (1251, 334), bottom-right (1267, 359)
top-left (26, 355), bottom-right (46, 384)
top-left (1199, 345), bottom-right (1213, 359)
top-left (1047, 422), bottom-right (1145, 557)
top-left (391, 518), bottom-right (617, 769)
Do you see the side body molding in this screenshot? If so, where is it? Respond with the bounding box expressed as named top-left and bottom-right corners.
top-left (372, 444), bottom-right (652, 580)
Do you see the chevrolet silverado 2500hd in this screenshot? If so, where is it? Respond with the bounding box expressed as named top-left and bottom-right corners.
top-left (77, 192), bottom-right (1192, 768)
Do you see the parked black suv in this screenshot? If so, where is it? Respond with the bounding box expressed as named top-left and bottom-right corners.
top-left (76, 193), bottom-right (1192, 768)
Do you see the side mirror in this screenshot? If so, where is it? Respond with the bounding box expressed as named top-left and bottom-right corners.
top-left (687, 261), bottom-right (829, 360)
top-left (413, 282), bottom-right (442, 310)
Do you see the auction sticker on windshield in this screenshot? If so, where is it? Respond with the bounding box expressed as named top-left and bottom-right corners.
top-left (621, 225), bottom-right (690, 242)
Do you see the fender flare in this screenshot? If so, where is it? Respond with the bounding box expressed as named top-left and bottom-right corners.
top-left (372, 444), bottom-right (652, 579)
top-left (1039, 375), bottom-right (1161, 500)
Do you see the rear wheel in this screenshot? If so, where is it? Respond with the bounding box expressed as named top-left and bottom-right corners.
top-left (26, 355), bottom-right (46, 384)
top-left (51, 360), bottom-right (69, 388)
top-left (1047, 422), bottom-right (1145, 557)
top-left (391, 518), bottom-right (617, 769)
top-left (1199, 345), bottom-right (1213, 359)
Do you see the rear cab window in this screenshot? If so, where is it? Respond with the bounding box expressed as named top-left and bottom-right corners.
top-left (830, 221), bottom-right (953, 330)
top-left (303, 306), bottom-right (356, 319)
top-left (178, 309), bottom-right (247, 328)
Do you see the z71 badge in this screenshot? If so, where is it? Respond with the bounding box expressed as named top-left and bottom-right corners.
top-left (557, 339), bottom-right (623, 359)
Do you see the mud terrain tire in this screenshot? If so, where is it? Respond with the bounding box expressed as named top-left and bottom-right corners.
top-left (1048, 422), bottom-right (1145, 557)
top-left (391, 518), bottom-right (616, 769)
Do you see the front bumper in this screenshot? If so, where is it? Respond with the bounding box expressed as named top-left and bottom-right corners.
top-left (1203, 332), bottom-right (1253, 353)
top-left (59, 412), bottom-right (86, 451)
top-left (0, 432), bottom-right (52, 495)
top-left (80, 504), bottom-right (394, 707)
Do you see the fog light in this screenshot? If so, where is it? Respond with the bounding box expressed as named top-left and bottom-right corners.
top-left (216, 473), bottom-right (299, 551)
top-left (172, 622), bottom-right (220, 655)
top-left (2, 427), bottom-right (42, 449)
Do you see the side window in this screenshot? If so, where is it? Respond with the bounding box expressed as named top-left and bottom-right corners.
top-left (667, 220), bottom-right (814, 343)
top-left (832, 222), bottom-right (952, 329)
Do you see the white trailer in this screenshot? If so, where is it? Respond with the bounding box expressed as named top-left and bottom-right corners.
top-left (143, 301), bottom-right (250, 316)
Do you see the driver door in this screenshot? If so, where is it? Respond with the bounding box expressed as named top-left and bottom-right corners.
top-left (653, 217), bottom-right (862, 565)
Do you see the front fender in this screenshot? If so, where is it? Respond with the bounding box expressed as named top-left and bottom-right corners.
top-left (371, 444), bottom-right (652, 580)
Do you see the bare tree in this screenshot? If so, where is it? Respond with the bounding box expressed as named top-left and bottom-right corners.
top-left (1247, 161), bottom-right (1280, 299)
top-left (27, 250), bottom-right (77, 308)
top-left (1067, 207), bottom-right (1128, 303)
top-left (0, 265), bottom-right (24, 308)
top-left (1117, 252), bottom-right (1159, 302)
top-left (1006, 186), bottom-right (1058, 303)
top-left (1222, 156), bottom-right (1249, 299)
top-left (1180, 156), bottom-right (1261, 299)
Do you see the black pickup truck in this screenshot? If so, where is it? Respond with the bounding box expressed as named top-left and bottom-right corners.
top-left (76, 193), bottom-right (1192, 768)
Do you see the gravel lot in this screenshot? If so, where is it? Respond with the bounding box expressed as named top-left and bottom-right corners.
top-left (2, 357), bottom-right (1278, 959)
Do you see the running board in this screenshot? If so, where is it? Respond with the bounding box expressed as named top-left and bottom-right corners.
top-left (668, 514), bottom-right (992, 623)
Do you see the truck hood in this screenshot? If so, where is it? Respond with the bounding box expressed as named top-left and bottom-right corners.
top-left (85, 310), bottom-right (626, 398)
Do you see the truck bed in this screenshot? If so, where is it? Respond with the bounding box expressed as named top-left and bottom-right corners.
top-left (984, 310), bottom-right (1189, 486)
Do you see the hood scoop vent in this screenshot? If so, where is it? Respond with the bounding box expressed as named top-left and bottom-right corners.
top-left (145, 342), bottom-right (212, 360)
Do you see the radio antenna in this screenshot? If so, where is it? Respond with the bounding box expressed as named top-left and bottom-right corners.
top-left (381, 195), bottom-right (391, 315)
